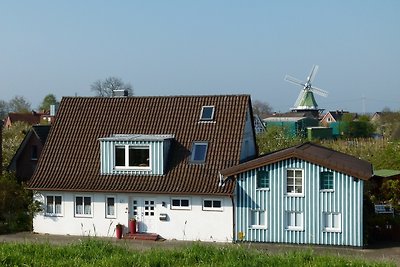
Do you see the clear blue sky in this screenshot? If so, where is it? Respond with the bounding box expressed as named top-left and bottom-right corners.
top-left (1, 1), bottom-right (399, 113)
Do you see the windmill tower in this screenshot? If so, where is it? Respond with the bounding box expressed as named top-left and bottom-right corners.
top-left (284, 65), bottom-right (328, 117)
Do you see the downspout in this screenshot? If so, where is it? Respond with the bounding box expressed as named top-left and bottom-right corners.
top-left (230, 174), bottom-right (238, 243)
top-left (0, 120), bottom-right (3, 175)
top-left (230, 193), bottom-right (236, 243)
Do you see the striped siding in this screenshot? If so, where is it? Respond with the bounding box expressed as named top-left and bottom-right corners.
top-left (100, 140), bottom-right (167, 175)
top-left (235, 158), bottom-right (364, 246)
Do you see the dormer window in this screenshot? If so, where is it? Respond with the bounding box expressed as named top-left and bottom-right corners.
top-left (190, 142), bottom-right (208, 163)
top-left (200, 106), bottom-right (215, 121)
top-left (115, 145), bottom-right (150, 169)
top-left (99, 134), bottom-right (174, 175)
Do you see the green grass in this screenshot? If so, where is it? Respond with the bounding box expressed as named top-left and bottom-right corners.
top-left (0, 239), bottom-right (395, 267)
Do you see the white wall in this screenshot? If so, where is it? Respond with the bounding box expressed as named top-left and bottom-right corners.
top-left (33, 191), bottom-right (233, 242)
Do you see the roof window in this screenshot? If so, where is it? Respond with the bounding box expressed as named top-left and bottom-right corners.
top-left (190, 142), bottom-right (208, 163)
top-left (200, 106), bottom-right (215, 121)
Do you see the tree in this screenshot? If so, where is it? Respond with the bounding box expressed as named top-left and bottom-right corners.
top-left (38, 94), bottom-right (58, 111)
top-left (252, 100), bottom-right (272, 119)
top-left (90, 77), bottom-right (133, 97)
top-left (257, 126), bottom-right (304, 155)
top-left (2, 121), bottom-right (31, 171)
top-left (8, 96), bottom-right (31, 113)
top-left (0, 100), bottom-right (10, 119)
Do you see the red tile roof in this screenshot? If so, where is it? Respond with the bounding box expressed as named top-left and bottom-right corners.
top-left (28, 95), bottom-right (252, 195)
top-left (6, 112), bottom-right (42, 126)
top-left (221, 142), bottom-right (373, 181)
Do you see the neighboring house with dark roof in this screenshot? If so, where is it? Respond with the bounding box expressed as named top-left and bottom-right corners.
top-left (321, 110), bottom-right (347, 126)
top-left (4, 111), bottom-right (55, 128)
top-left (220, 142), bottom-right (373, 247)
top-left (28, 95), bottom-right (257, 241)
top-left (8, 125), bottom-right (51, 183)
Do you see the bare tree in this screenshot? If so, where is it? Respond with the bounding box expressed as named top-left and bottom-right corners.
top-left (8, 96), bottom-right (31, 113)
top-left (252, 100), bottom-right (273, 119)
top-left (90, 77), bottom-right (133, 97)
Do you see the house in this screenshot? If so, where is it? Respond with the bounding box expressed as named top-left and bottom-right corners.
top-left (220, 142), bottom-right (373, 247)
top-left (320, 110), bottom-right (350, 126)
top-left (28, 95), bottom-right (257, 241)
top-left (8, 125), bottom-right (51, 183)
top-left (263, 112), bottom-right (319, 137)
top-left (4, 107), bottom-right (57, 129)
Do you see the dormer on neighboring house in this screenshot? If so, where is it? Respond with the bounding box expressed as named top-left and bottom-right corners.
top-left (99, 134), bottom-right (174, 175)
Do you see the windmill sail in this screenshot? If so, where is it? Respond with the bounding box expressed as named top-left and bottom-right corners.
top-left (284, 65), bottom-right (328, 112)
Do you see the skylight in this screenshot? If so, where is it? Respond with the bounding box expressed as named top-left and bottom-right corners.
top-left (190, 142), bottom-right (208, 163)
top-left (200, 106), bottom-right (215, 121)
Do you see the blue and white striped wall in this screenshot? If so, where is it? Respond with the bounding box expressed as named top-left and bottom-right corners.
top-left (100, 140), bottom-right (171, 175)
top-left (235, 158), bottom-right (364, 246)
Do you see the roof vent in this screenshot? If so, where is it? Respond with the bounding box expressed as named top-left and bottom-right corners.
top-left (112, 89), bottom-right (129, 97)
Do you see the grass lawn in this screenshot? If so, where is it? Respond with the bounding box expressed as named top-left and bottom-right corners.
top-left (0, 239), bottom-right (395, 266)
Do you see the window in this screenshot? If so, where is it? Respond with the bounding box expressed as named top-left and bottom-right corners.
top-left (106, 196), bottom-right (116, 218)
top-left (75, 196), bottom-right (92, 216)
top-left (171, 198), bottom-right (191, 210)
top-left (31, 145), bottom-right (38, 160)
top-left (286, 211), bottom-right (303, 231)
top-left (320, 171), bottom-right (334, 190)
top-left (250, 210), bottom-right (267, 228)
top-left (257, 170), bottom-right (269, 189)
top-left (115, 145), bottom-right (150, 169)
top-left (45, 195), bottom-right (62, 216)
top-left (190, 142), bottom-right (208, 163)
top-left (323, 212), bottom-right (342, 232)
top-left (203, 199), bottom-right (223, 211)
top-left (200, 106), bottom-right (215, 121)
top-left (287, 169), bottom-right (303, 195)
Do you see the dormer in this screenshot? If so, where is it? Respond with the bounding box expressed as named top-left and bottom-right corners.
top-left (99, 134), bottom-right (174, 175)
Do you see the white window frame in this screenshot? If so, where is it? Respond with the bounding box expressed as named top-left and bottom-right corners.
top-left (105, 196), bottom-right (117, 218)
top-left (286, 169), bottom-right (304, 197)
top-left (170, 198), bottom-right (191, 210)
top-left (323, 212), bottom-right (342, 232)
top-left (114, 144), bottom-right (151, 170)
top-left (45, 195), bottom-right (63, 216)
top-left (75, 195), bottom-right (93, 217)
top-left (256, 170), bottom-right (269, 190)
top-left (202, 199), bottom-right (223, 211)
top-left (286, 211), bottom-right (304, 231)
top-left (320, 171), bottom-right (334, 192)
top-left (250, 209), bottom-right (267, 229)
top-left (200, 106), bottom-right (215, 121)
top-left (190, 142), bottom-right (208, 163)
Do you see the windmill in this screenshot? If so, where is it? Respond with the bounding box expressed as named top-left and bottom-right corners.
top-left (284, 65), bottom-right (328, 115)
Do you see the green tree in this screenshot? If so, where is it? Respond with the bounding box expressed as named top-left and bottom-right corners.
top-left (0, 100), bottom-right (10, 119)
top-left (0, 172), bottom-right (41, 233)
top-left (2, 121), bottom-right (31, 171)
top-left (38, 94), bottom-right (58, 111)
top-left (91, 77), bottom-right (133, 97)
top-left (257, 126), bottom-right (304, 155)
top-left (8, 96), bottom-right (31, 113)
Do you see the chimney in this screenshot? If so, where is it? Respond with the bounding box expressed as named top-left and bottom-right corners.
top-left (112, 89), bottom-right (129, 97)
top-left (50, 103), bottom-right (59, 116)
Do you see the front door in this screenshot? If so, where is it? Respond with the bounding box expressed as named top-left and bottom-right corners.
top-left (131, 198), bottom-right (157, 233)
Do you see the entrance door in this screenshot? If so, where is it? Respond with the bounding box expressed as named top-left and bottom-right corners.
top-left (131, 198), bottom-right (157, 233)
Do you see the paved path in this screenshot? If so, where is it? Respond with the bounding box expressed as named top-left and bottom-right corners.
top-left (1, 232), bottom-right (399, 265)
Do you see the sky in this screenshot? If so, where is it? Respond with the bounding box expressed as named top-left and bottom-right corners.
top-left (1, 1), bottom-right (399, 113)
